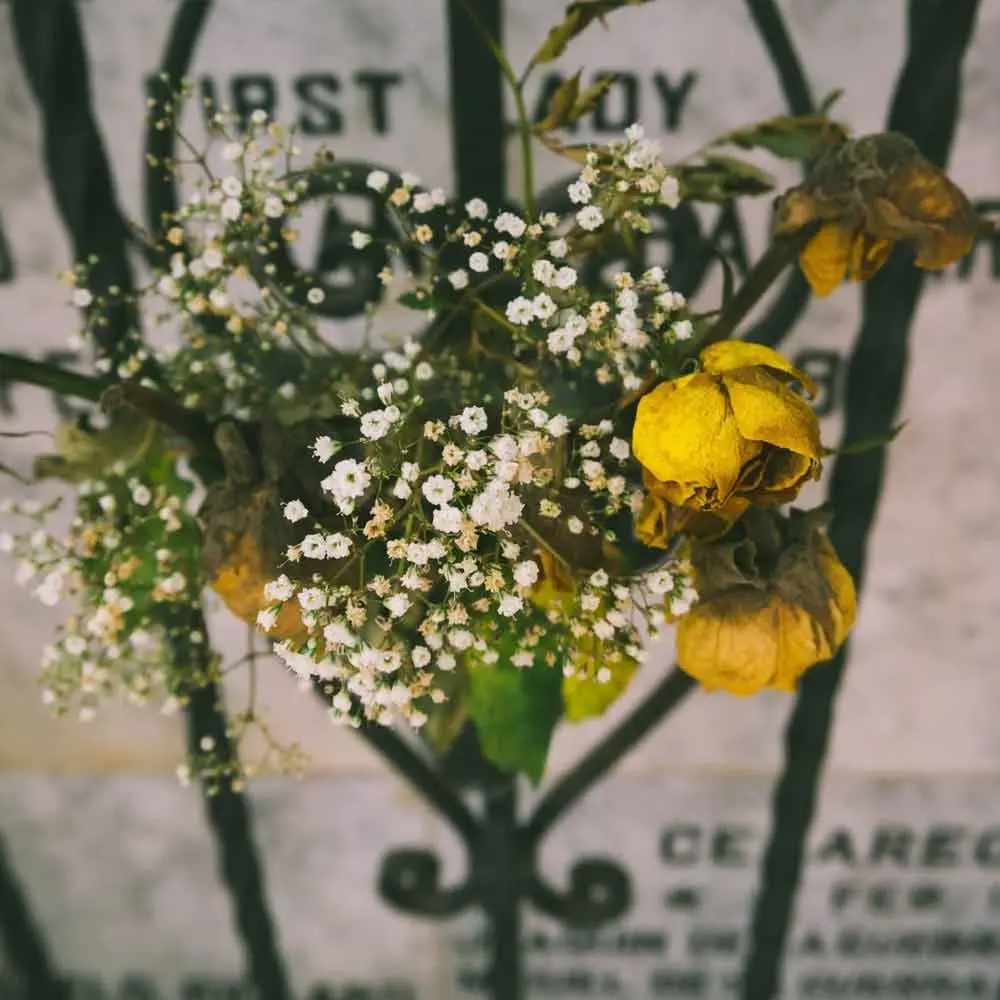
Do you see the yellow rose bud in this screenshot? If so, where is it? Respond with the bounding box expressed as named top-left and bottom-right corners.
top-left (675, 508), bottom-right (856, 695)
top-left (632, 342), bottom-right (822, 547)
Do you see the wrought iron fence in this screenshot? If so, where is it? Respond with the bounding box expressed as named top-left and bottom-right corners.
top-left (0, 0), bottom-right (984, 998)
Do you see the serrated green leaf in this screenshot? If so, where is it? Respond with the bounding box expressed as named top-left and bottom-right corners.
top-left (468, 638), bottom-right (563, 784)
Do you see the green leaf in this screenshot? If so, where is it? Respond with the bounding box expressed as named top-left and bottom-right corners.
top-left (562, 645), bottom-right (638, 722)
top-left (421, 663), bottom-right (471, 755)
top-left (534, 71), bottom-right (582, 132)
top-left (528, 0), bottom-right (652, 70)
top-left (818, 88), bottom-right (844, 115)
top-left (468, 640), bottom-right (563, 785)
top-left (570, 73), bottom-right (618, 121)
top-left (397, 289), bottom-right (438, 312)
top-left (725, 114), bottom-right (849, 162)
top-left (33, 413), bottom-right (158, 482)
top-left (674, 156), bottom-right (776, 203)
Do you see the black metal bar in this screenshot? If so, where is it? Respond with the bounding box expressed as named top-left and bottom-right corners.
top-left (446, 0), bottom-right (506, 206)
top-left (144, 0), bottom-right (214, 241)
top-left (353, 720), bottom-right (481, 847)
top-left (524, 668), bottom-right (695, 848)
top-left (742, 0), bottom-right (816, 349)
top-left (0, 837), bottom-right (63, 1000)
top-left (740, 4), bottom-right (981, 996)
top-left (476, 772), bottom-right (521, 1000)
top-left (9, 0), bottom-right (137, 364)
top-left (178, 618), bottom-right (293, 1000)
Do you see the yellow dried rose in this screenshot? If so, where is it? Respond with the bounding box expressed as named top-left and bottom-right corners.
top-left (675, 508), bottom-right (856, 695)
top-left (632, 341), bottom-right (822, 548)
top-left (774, 131), bottom-right (980, 297)
top-left (205, 486), bottom-right (308, 646)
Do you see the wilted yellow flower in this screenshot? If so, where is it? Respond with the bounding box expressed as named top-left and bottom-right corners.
top-left (675, 508), bottom-right (856, 695)
top-left (206, 487), bottom-right (308, 646)
top-left (775, 131), bottom-right (980, 297)
top-left (632, 341), bottom-right (822, 548)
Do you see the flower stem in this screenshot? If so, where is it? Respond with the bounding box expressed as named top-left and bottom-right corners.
top-left (457, 0), bottom-right (536, 217)
top-left (699, 225), bottom-right (818, 349)
top-left (0, 352), bottom-right (105, 403)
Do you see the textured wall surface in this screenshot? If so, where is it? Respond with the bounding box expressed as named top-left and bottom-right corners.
top-left (0, 2), bottom-right (998, 997)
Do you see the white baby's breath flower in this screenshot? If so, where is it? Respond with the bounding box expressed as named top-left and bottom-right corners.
top-left (494, 212), bottom-right (526, 238)
top-left (554, 266), bottom-right (577, 290)
top-left (660, 174), bottom-right (681, 208)
top-left (576, 205), bottom-right (604, 231)
top-left (532, 294), bottom-right (557, 321)
top-left (283, 500), bottom-right (308, 523)
top-left (505, 297), bottom-right (534, 326)
top-left (497, 594), bottom-right (523, 617)
top-left (448, 269), bottom-right (470, 290)
top-left (367, 169), bottom-right (390, 192)
top-left (532, 260), bottom-right (556, 286)
top-left (312, 436), bottom-right (338, 462)
top-left (609, 437), bottom-right (630, 460)
top-left (469, 251), bottom-right (489, 273)
top-left (264, 575), bottom-right (295, 602)
top-left (360, 409), bottom-right (393, 441)
top-left (385, 593), bottom-right (411, 618)
top-left (457, 406), bottom-right (488, 435)
top-left (465, 197), bottom-right (488, 219)
top-left (351, 230), bottom-right (373, 249)
top-left (513, 561), bottom-right (539, 587)
top-left (432, 505), bottom-right (464, 534)
top-left (422, 475), bottom-right (455, 506)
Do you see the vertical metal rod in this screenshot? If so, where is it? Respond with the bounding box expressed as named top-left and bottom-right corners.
top-left (479, 772), bottom-right (521, 1000)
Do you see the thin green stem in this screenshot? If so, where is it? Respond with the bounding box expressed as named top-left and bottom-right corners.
top-left (698, 224), bottom-right (819, 350)
top-left (456, 0), bottom-right (537, 217)
top-left (0, 352), bottom-right (106, 403)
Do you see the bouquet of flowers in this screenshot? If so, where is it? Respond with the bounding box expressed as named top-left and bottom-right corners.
top-left (0, 0), bottom-right (985, 784)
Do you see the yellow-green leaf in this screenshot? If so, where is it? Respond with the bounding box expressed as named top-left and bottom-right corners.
top-left (570, 73), bottom-right (618, 121)
top-left (468, 634), bottom-right (563, 784)
top-left (528, 0), bottom-right (652, 70)
top-left (33, 413), bottom-right (158, 482)
top-left (535, 71), bottom-right (582, 132)
top-left (421, 664), bottom-right (471, 755)
top-left (562, 646), bottom-right (639, 722)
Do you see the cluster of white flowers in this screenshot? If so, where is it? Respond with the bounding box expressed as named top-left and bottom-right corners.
top-left (19, 105), bottom-right (701, 748)
top-left (1, 472), bottom-right (202, 720)
top-left (259, 346), bottom-right (695, 727)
